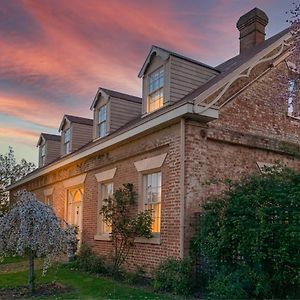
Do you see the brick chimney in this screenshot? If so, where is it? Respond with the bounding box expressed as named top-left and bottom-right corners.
top-left (236, 8), bottom-right (269, 53)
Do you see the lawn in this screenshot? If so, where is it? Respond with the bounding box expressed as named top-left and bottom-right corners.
top-left (0, 261), bottom-right (179, 299)
top-left (0, 255), bottom-right (26, 265)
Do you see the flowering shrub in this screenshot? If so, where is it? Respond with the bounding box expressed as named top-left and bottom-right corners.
top-left (0, 190), bottom-right (76, 293)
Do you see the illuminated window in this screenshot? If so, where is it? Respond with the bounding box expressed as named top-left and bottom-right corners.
top-left (147, 67), bottom-right (164, 112)
top-left (98, 105), bottom-right (107, 138)
top-left (40, 144), bottom-right (46, 166)
top-left (143, 172), bottom-right (161, 233)
top-left (288, 79), bottom-right (299, 118)
top-left (45, 194), bottom-right (53, 206)
top-left (64, 128), bottom-right (71, 154)
top-left (99, 182), bottom-right (113, 234)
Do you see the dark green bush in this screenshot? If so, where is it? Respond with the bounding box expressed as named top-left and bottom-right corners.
top-left (124, 265), bottom-right (147, 285)
top-left (152, 257), bottom-right (195, 295)
top-left (75, 244), bottom-right (107, 274)
top-left (192, 168), bottom-right (300, 299)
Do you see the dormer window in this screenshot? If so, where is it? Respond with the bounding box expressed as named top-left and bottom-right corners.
top-left (98, 105), bottom-right (107, 138)
top-left (40, 144), bottom-right (46, 166)
top-left (147, 67), bottom-right (164, 113)
top-left (64, 128), bottom-right (71, 154)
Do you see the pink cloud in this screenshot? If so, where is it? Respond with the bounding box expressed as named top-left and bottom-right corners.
top-left (0, 93), bottom-right (67, 128)
top-left (0, 126), bottom-right (39, 147)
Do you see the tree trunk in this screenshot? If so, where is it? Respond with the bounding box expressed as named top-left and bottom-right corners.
top-left (28, 249), bottom-right (35, 295)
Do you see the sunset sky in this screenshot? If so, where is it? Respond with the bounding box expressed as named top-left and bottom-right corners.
top-left (0, 0), bottom-right (294, 164)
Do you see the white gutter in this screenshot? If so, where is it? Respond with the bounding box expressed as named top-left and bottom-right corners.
top-left (9, 102), bottom-right (216, 190)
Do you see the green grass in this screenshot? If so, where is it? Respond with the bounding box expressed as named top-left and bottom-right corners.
top-left (0, 264), bottom-right (179, 299)
top-left (0, 256), bottom-right (26, 265)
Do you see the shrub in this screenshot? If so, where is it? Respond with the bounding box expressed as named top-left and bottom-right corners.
top-left (152, 257), bottom-right (195, 295)
top-left (75, 244), bottom-right (107, 274)
top-left (100, 183), bottom-right (152, 273)
top-left (124, 265), bottom-right (147, 285)
top-left (192, 168), bottom-right (300, 299)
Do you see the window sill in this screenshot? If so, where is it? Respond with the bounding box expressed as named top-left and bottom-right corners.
top-left (135, 234), bottom-right (161, 245)
top-left (287, 114), bottom-right (300, 121)
top-left (141, 107), bottom-right (164, 118)
top-left (93, 133), bottom-right (109, 142)
top-left (94, 234), bottom-right (112, 241)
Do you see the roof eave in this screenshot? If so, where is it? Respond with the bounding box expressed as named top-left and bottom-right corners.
top-left (6, 102), bottom-right (219, 191)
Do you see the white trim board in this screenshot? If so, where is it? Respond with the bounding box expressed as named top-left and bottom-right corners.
top-left (7, 103), bottom-right (217, 190)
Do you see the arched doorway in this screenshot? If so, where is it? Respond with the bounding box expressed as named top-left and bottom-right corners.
top-left (67, 186), bottom-right (84, 243)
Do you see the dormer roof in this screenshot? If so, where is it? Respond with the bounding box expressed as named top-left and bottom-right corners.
top-left (90, 87), bottom-right (142, 110)
top-left (58, 114), bottom-right (93, 132)
top-left (138, 45), bottom-right (219, 78)
top-left (36, 133), bottom-right (60, 147)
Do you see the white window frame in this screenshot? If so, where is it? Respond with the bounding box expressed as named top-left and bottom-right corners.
top-left (40, 144), bottom-right (46, 166)
top-left (98, 105), bottom-right (107, 138)
top-left (45, 194), bottom-right (53, 206)
top-left (98, 182), bottom-right (113, 235)
top-left (94, 168), bottom-right (117, 241)
top-left (64, 128), bottom-right (71, 154)
top-left (288, 78), bottom-right (299, 118)
top-left (147, 67), bottom-right (164, 113)
top-left (143, 171), bottom-right (162, 234)
top-left (43, 187), bottom-right (54, 207)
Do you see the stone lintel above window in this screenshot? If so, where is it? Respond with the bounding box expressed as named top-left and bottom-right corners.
top-left (134, 153), bottom-right (167, 172)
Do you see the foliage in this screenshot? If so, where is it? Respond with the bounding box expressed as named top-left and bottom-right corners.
top-left (0, 190), bottom-right (77, 294)
top-left (124, 265), bottom-right (147, 285)
top-left (152, 257), bottom-right (195, 295)
top-left (100, 183), bottom-right (152, 272)
top-left (0, 146), bottom-right (36, 215)
top-left (192, 168), bottom-right (300, 299)
top-left (75, 244), bottom-right (107, 274)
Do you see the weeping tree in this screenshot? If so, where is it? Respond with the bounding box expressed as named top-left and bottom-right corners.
top-left (0, 190), bottom-right (77, 294)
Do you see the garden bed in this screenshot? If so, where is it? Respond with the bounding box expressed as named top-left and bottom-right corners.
top-left (0, 283), bottom-right (71, 299)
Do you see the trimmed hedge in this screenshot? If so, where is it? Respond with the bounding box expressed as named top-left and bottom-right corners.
top-left (192, 168), bottom-right (300, 299)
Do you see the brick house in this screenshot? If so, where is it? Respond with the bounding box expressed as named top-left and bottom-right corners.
top-left (8, 8), bottom-right (300, 271)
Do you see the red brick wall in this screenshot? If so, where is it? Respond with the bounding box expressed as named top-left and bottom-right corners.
top-left (183, 60), bottom-right (300, 254)
top-left (12, 122), bottom-right (182, 272)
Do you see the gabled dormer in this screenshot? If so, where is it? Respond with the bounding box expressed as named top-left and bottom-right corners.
top-left (138, 46), bottom-right (220, 114)
top-left (90, 88), bottom-right (142, 140)
top-left (59, 115), bottom-right (93, 155)
top-left (37, 133), bottom-right (61, 167)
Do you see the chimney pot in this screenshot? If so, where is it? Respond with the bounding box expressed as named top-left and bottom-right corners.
top-left (236, 8), bottom-right (269, 53)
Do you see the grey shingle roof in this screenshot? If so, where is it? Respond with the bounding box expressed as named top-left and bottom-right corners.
top-left (182, 28), bottom-right (290, 102)
top-left (64, 115), bottom-right (93, 126)
top-left (152, 45), bottom-right (219, 72)
top-left (40, 133), bottom-right (61, 141)
top-left (100, 88), bottom-right (142, 103)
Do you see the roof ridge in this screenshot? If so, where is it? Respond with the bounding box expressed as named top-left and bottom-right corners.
top-left (100, 87), bottom-right (141, 99)
top-left (64, 114), bottom-right (93, 121)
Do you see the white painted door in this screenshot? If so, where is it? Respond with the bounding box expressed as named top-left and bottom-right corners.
top-left (67, 187), bottom-right (84, 243)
